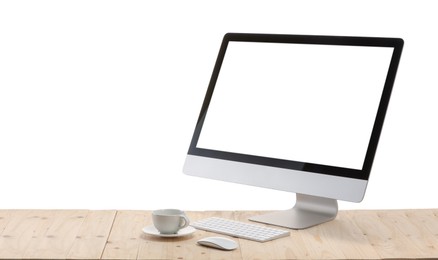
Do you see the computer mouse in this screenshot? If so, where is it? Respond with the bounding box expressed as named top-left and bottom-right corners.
top-left (197, 236), bottom-right (238, 251)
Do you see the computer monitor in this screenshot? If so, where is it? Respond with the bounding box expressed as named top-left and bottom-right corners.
top-left (183, 33), bottom-right (403, 229)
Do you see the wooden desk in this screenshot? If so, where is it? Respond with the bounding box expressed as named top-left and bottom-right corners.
top-left (0, 209), bottom-right (437, 259)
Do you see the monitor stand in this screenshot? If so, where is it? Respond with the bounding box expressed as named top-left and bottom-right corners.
top-left (249, 194), bottom-right (338, 229)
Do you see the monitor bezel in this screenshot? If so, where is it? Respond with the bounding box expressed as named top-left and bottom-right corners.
top-left (188, 33), bottom-right (403, 181)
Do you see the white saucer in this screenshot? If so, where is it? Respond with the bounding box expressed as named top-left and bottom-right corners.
top-left (142, 225), bottom-right (196, 238)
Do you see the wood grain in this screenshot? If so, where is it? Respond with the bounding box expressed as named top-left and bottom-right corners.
top-left (67, 210), bottom-right (116, 259)
top-left (0, 209), bottom-right (437, 259)
top-left (0, 210), bottom-right (55, 258)
top-left (101, 210), bottom-right (148, 259)
top-left (22, 210), bottom-right (88, 259)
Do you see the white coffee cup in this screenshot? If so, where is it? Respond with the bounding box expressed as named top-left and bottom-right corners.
top-left (152, 209), bottom-right (190, 234)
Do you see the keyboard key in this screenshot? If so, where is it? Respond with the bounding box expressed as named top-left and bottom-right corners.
top-left (191, 217), bottom-right (290, 242)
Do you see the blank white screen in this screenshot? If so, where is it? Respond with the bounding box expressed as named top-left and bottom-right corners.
top-left (197, 41), bottom-right (393, 170)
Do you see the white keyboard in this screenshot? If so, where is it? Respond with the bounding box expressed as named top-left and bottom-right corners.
top-left (190, 217), bottom-right (290, 242)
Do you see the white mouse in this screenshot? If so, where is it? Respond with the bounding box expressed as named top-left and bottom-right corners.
top-left (197, 236), bottom-right (238, 251)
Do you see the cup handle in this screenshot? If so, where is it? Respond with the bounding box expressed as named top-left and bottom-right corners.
top-left (179, 214), bottom-right (190, 229)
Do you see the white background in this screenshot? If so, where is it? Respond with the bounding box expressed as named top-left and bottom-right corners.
top-left (1, 0), bottom-right (437, 211)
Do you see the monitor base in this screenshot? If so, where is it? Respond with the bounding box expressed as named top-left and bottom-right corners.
top-left (249, 194), bottom-right (338, 229)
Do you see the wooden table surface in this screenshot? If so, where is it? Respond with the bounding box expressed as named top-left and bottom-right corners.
top-left (0, 209), bottom-right (437, 259)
